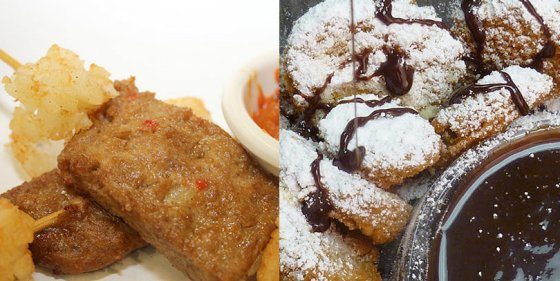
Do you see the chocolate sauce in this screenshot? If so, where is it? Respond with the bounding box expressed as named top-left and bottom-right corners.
top-left (429, 135), bottom-right (560, 281)
top-left (376, 0), bottom-right (446, 29)
top-left (301, 152), bottom-right (333, 232)
top-left (335, 106), bottom-right (418, 172)
top-left (461, 0), bottom-right (487, 74)
top-left (448, 71), bottom-right (530, 116)
top-left (289, 0), bottom-right (448, 140)
top-left (291, 74), bottom-right (334, 141)
top-left (351, 48), bottom-right (415, 96)
top-left (377, 50), bottom-right (415, 96)
top-left (529, 41), bottom-right (556, 72)
top-left (348, 0), bottom-right (446, 96)
top-left (338, 95), bottom-right (393, 107)
top-left (462, 0), bottom-right (556, 74)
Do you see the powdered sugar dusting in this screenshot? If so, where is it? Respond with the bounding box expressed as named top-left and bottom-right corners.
top-left (319, 94), bottom-right (442, 181)
top-left (471, 0), bottom-right (560, 69)
top-left (279, 186), bottom-right (350, 280)
top-left (279, 130), bottom-right (381, 280)
top-left (284, 0), bottom-right (466, 110)
top-left (435, 65), bottom-right (553, 138)
top-left (281, 129), bottom-right (411, 244)
top-left (476, 0), bottom-right (560, 45)
top-left (280, 130), bottom-right (320, 198)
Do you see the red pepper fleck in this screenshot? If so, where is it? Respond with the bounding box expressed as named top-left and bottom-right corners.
top-left (141, 119), bottom-right (159, 132)
top-left (63, 177), bottom-right (73, 186)
top-left (127, 91), bottom-right (138, 101)
top-left (196, 179), bottom-right (208, 191)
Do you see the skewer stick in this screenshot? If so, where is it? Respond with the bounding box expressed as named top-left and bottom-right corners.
top-left (0, 49), bottom-right (22, 70)
top-left (0, 50), bottom-right (64, 233)
top-left (33, 210), bottom-right (64, 233)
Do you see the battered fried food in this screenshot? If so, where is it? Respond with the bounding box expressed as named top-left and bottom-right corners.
top-left (433, 66), bottom-right (554, 163)
top-left (279, 185), bottom-right (381, 281)
top-left (319, 95), bottom-right (443, 188)
top-left (283, 0), bottom-right (466, 114)
top-left (281, 130), bottom-right (411, 244)
top-left (0, 198), bottom-right (35, 281)
top-left (3, 45), bottom-right (118, 178)
top-left (455, 0), bottom-right (560, 85)
top-left (1, 170), bottom-right (146, 275)
top-left (58, 87), bottom-right (278, 281)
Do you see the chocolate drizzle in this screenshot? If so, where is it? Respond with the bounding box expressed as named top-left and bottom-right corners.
top-left (376, 0), bottom-right (446, 29)
top-left (334, 100), bottom-right (418, 172)
top-left (448, 71), bottom-right (530, 116)
top-left (517, 0), bottom-right (556, 71)
top-left (290, 74), bottom-right (334, 141)
top-left (301, 152), bottom-right (333, 232)
top-left (338, 95), bottom-right (393, 107)
top-left (352, 49), bottom-right (415, 96)
top-left (461, 0), bottom-right (486, 74)
top-left (288, 0), bottom-right (451, 141)
top-left (462, 0), bottom-right (556, 74)
top-left (346, 0), bottom-right (449, 96)
top-left (377, 50), bottom-right (415, 96)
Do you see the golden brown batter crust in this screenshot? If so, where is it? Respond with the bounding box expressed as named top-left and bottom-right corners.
top-left (1, 170), bottom-right (146, 275)
top-left (58, 87), bottom-right (279, 281)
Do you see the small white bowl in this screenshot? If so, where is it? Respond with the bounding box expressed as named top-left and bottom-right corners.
top-left (222, 51), bottom-right (279, 176)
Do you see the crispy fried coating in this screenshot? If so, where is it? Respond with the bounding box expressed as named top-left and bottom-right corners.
top-left (0, 198), bottom-right (35, 281)
top-left (279, 186), bottom-right (381, 281)
top-left (1, 170), bottom-right (146, 275)
top-left (282, 130), bottom-right (411, 244)
top-left (58, 89), bottom-right (278, 281)
top-left (432, 66), bottom-right (554, 164)
top-left (453, 0), bottom-right (560, 88)
top-left (318, 95), bottom-right (443, 189)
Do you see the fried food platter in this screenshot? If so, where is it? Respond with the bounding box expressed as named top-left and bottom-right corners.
top-left (0, 1), bottom-right (279, 280)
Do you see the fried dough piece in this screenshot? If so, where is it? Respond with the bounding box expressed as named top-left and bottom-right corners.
top-left (318, 95), bottom-right (443, 188)
top-left (454, 0), bottom-right (560, 86)
top-left (58, 88), bottom-right (278, 281)
top-left (283, 0), bottom-right (466, 114)
top-left (1, 170), bottom-right (146, 275)
top-left (281, 130), bottom-right (411, 244)
top-left (433, 66), bottom-right (554, 164)
top-left (279, 185), bottom-right (381, 281)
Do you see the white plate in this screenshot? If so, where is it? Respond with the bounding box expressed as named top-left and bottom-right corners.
top-left (0, 0), bottom-right (278, 280)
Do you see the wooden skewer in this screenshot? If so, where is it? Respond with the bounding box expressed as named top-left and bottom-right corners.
top-left (33, 210), bottom-right (64, 233)
top-left (0, 50), bottom-right (63, 233)
top-left (0, 49), bottom-right (22, 70)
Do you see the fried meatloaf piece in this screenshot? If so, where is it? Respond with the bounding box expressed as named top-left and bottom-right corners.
top-left (58, 91), bottom-right (279, 281)
top-left (1, 170), bottom-right (146, 274)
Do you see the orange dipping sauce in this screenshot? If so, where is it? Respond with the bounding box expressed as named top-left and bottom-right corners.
top-left (252, 68), bottom-right (279, 139)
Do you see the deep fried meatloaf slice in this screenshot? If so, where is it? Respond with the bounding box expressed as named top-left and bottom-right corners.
top-left (1, 170), bottom-right (146, 274)
top-left (58, 92), bottom-right (279, 281)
